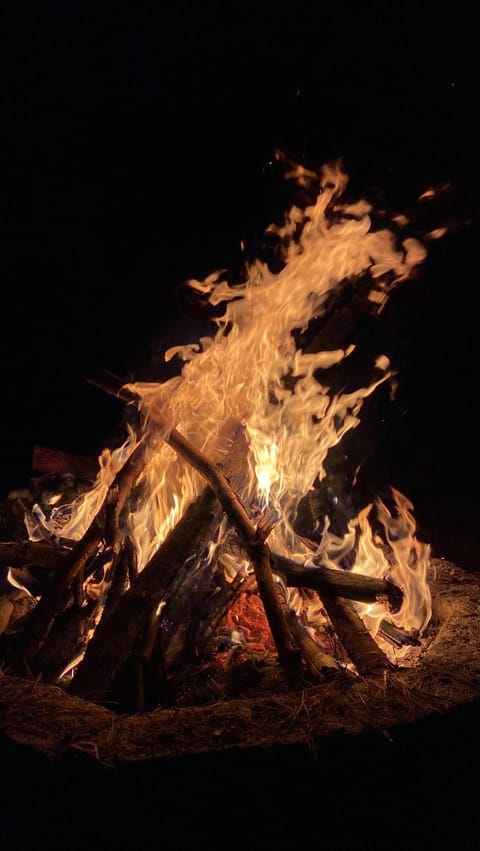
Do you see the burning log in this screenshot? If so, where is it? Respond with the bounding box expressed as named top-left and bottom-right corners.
top-left (154, 433), bottom-right (298, 684)
top-left (10, 440), bottom-right (146, 672)
top-left (91, 376), bottom-right (402, 578)
top-left (83, 375), bottom-right (301, 687)
top-left (76, 370), bottom-right (406, 694)
top-left (151, 531), bottom-right (254, 687)
top-left (280, 593), bottom-right (343, 680)
top-left (0, 157), bottom-right (440, 733)
top-left (80, 372), bottom-right (408, 700)
top-left (68, 423), bottom-right (300, 701)
top-left (270, 553), bottom-right (402, 609)
top-left (272, 553), bottom-right (397, 674)
top-left (3, 431), bottom-right (398, 697)
top-left (30, 545), bottom-right (134, 683)
top-left (0, 541), bottom-right (402, 608)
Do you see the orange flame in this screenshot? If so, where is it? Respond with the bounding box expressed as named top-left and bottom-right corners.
top-left (27, 158), bottom-right (437, 661)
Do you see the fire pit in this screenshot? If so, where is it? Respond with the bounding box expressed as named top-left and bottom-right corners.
top-left (1, 557), bottom-right (480, 765)
top-left (1, 154), bottom-right (478, 766)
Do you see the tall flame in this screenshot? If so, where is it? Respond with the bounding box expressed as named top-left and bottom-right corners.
top-left (27, 157), bottom-right (434, 660)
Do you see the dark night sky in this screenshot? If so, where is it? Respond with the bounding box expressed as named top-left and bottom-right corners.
top-left (1, 4), bottom-right (480, 846)
top-left (2, 3), bottom-right (479, 560)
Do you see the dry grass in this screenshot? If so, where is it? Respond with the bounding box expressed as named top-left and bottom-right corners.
top-left (1, 559), bottom-right (479, 767)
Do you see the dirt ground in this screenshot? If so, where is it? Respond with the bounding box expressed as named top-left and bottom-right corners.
top-left (1, 691), bottom-right (480, 849)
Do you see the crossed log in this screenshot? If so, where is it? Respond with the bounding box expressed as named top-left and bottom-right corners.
top-left (7, 274), bottom-right (409, 699)
top-left (7, 367), bottom-right (401, 706)
top-left (3, 186), bottom-right (456, 712)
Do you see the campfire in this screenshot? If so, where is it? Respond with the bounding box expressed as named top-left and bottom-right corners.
top-left (1, 154), bottom-right (479, 765)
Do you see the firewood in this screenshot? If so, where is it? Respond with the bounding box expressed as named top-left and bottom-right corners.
top-left (31, 540), bottom-right (133, 684)
top-left (270, 553), bottom-right (403, 611)
top-left (68, 425), bottom-right (255, 702)
top-left (187, 544), bottom-right (401, 682)
top-left (320, 593), bottom-right (389, 676)
top-left (132, 605), bottom-right (173, 711)
top-left (157, 426), bottom-right (263, 677)
top-left (32, 600), bottom-right (98, 683)
top-left (378, 619), bottom-right (420, 649)
top-left (160, 545), bottom-right (225, 673)
top-left (0, 597), bottom-right (14, 634)
top-left (144, 406), bottom-right (301, 686)
top-left (87, 375), bottom-right (302, 688)
top-left (0, 557), bottom-right (473, 763)
top-left (0, 590), bottom-right (36, 636)
top-left (158, 542), bottom-right (401, 674)
top-left (73, 568), bottom-right (85, 609)
top-left (69, 485), bottom-right (223, 702)
top-left (0, 541), bottom-right (69, 571)
top-left (279, 586), bottom-right (342, 680)
top-left (0, 539), bottom-right (402, 610)
top-left (89, 370), bottom-right (394, 687)
top-left (10, 441), bottom-right (146, 672)
top-left (32, 445), bottom-right (99, 481)
top-left (106, 536), bottom-right (134, 605)
top-left (273, 540), bottom-right (391, 676)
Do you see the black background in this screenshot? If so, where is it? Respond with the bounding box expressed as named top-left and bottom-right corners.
top-left (2, 3), bottom-right (480, 847)
top-left (2, 3), bottom-right (480, 568)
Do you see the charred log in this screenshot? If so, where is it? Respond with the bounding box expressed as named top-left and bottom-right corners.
top-left (280, 593), bottom-right (343, 680)
top-left (0, 541), bottom-right (69, 572)
top-left (10, 441), bottom-right (146, 671)
top-left (68, 485), bottom-right (222, 702)
top-left (32, 600), bottom-right (98, 683)
top-left (88, 375), bottom-right (301, 688)
top-left (271, 553), bottom-right (402, 610)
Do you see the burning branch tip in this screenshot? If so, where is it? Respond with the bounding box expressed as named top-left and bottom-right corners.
top-left (385, 579), bottom-right (404, 614)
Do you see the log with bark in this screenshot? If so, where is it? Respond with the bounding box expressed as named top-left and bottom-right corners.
top-left (0, 541), bottom-right (68, 571)
top-left (0, 162), bottom-right (459, 747)
top-left (2, 339), bottom-right (406, 711)
top-left (66, 396), bottom-right (400, 704)
top-left (0, 558), bottom-right (479, 766)
top-left (9, 440), bottom-right (147, 673)
top-left (0, 374), bottom-right (406, 717)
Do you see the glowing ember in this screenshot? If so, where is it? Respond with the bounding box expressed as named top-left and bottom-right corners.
top-left (25, 155), bottom-right (437, 665)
